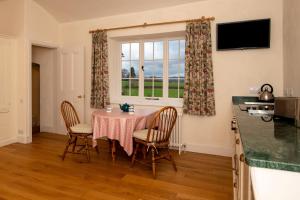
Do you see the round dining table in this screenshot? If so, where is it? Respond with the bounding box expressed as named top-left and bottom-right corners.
top-left (92, 107), bottom-right (157, 161)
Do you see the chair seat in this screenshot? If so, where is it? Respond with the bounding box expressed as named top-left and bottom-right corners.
top-left (70, 123), bottom-right (92, 134)
top-left (133, 129), bottom-right (157, 142)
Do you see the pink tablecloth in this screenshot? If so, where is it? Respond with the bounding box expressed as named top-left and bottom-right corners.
top-left (92, 108), bottom-right (157, 155)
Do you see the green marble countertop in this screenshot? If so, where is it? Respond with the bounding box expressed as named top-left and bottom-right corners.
top-left (233, 105), bottom-right (300, 172)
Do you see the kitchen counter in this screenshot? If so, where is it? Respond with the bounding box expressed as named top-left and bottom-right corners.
top-left (233, 99), bottom-right (300, 172)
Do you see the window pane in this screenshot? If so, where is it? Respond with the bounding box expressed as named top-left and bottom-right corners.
top-left (122, 79), bottom-right (129, 96)
top-left (169, 78), bottom-right (178, 98)
top-left (130, 61), bottom-right (139, 78)
top-left (179, 60), bottom-right (185, 78)
top-left (168, 60), bottom-right (179, 78)
top-left (145, 60), bottom-right (163, 78)
top-left (144, 78), bottom-right (153, 97)
top-left (122, 61), bottom-right (130, 78)
top-left (179, 78), bottom-right (184, 98)
top-left (131, 43), bottom-right (139, 60)
top-left (130, 79), bottom-right (139, 96)
top-left (144, 61), bottom-right (154, 78)
top-left (155, 60), bottom-right (163, 78)
top-left (154, 41), bottom-right (163, 60)
top-left (122, 43), bottom-right (130, 60)
top-left (144, 42), bottom-right (153, 60)
top-left (169, 40), bottom-right (179, 59)
top-left (180, 40), bottom-right (185, 59)
top-left (154, 79), bottom-right (163, 97)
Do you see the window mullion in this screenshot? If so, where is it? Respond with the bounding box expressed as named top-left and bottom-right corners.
top-left (152, 42), bottom-right (154, 97)
top-left (140, 41), bottom-right (144, 98)
top-left (129, 44), bottom-right (131, 96)
top-left (178, 40), bottom-right (180, 98)
top-left (163, 39), bottom-right (168, 99)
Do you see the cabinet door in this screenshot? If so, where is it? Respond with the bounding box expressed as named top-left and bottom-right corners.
top-left (233, 153), bottom-right (240, 200)
top-left (236, 134), bottom-right (242, 200)
top-left (232, 117), bottom-right (239, 200)
top-left (239, 144), bottom-right (255, 200)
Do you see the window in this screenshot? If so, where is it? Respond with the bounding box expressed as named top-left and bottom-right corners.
top-left (121, 43), bottom-right (139, 96)
top-left (168, 40), bottom-right (185, 98)
top-left (120, 38), bottom-right (185, 104)
top-left (144, 41), bottom-right (163, 97)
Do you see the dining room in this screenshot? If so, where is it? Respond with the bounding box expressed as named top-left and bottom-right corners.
top-left (0, 0), bottom-right (289, 199)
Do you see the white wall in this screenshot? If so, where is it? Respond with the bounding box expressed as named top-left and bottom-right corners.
top-left (0, 0), bottom-right (25, 146)
top-left (27, 0), bottom-right (60, 45)
top-left (0, 0), bottom-right (24, 37)
top-left (32, 46), bottom-right (57, 133)
top-left (283, 0), bottom-right (300, 97)
top-left (60, 0), bottom-right (284, 156)
top-left (16, 0), bottom-right (60, 143)
top-left (0, 37), bottom-right (18, 146)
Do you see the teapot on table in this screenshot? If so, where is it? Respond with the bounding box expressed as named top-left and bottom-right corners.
top-left (119, 103), bottom-right (130, 112)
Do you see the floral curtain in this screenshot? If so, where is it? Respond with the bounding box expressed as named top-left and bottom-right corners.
top-left (183, 21), bottom-right (216, 116)
top-left (90, 31), bottom-right (110, 109)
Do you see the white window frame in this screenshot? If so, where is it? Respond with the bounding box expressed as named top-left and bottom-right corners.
top-left (113, 37), bottom-right (184, 107)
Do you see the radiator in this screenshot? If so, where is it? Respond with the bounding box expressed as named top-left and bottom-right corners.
top-left (169, 112), bottom-right (184, 154)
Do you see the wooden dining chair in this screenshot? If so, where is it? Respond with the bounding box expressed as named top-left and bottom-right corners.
top-left (60, 101), bottom-right (99, 162)
top-left (131, 106), bottom-right (178, 178)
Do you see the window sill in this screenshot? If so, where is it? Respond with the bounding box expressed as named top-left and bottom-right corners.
top-left (111, 96), bottom-right (183, 108)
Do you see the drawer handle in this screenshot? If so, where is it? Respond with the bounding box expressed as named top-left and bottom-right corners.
top-left (233, 154), bottom-right (239, 176)
top-left (233, 182), bottom-right (238, 188)
top-left (240, 154), bottom-right (245, 162)
top-left (235, 138), bottom-right (240, 144)
top-left (231, 120), bottom-right (237, 130)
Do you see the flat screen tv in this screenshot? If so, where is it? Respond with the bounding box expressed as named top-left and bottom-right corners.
top-left (217, 19), bottom-right (271, 50)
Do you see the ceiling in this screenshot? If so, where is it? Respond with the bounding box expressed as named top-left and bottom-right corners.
top-left (33, 0), bottom-right (205, 23)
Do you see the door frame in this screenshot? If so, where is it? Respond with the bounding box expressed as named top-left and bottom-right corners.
top-left (26, 40), bottom-right (59, 143)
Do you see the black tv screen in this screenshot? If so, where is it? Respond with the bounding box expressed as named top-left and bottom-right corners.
top-left (217, 19), bottom-right (271, 50)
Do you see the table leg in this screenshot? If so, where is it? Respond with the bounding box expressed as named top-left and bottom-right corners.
top-left (112, 140), bottom-right (116, 162)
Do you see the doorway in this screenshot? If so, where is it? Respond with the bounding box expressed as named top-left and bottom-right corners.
top-left (32, 63), bottom-right (40, 134)
top-left (31, 45), bottom-right (58, 137)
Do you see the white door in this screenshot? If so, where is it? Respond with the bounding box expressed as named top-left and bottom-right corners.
top-left (57, 47), bottom-right (85, 133)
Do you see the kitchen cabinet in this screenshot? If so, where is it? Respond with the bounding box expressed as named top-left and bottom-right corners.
top-left (231, 118), bottom-right (254, 200)
top-left (232, 96), bottom-right (300, 200)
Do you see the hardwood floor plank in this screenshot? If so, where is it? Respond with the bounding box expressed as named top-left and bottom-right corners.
top-left (0, 133), bottom-right (233, 200)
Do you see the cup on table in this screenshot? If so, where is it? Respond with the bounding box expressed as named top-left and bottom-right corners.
top-left (129, 105), bottom-right (134, 115)
top-left (106, 105), bottom-right (112, 113)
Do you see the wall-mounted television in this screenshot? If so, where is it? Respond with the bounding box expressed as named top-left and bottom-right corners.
top-left (217, 19), bottom-right (271, 50)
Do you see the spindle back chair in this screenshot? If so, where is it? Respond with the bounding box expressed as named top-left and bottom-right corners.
top-left (61, 101), bottom-right (98, 161)
top-left (131, 106), bottom-right (178, 178)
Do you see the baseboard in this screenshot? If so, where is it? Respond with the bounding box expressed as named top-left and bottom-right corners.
top-left (40, 126), bottom-right (57, 133)
top-left (52, 131), bottom-right (67, 135)
top-left (53, 127), bottom-right (67, 135)
top-left (0, 137), bottom-right (19, 147)
top-left (185, 143), bottom-right (234, 157)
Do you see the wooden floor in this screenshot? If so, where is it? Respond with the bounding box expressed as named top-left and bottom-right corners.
top-left (0, 133), bottom-right (233, 200)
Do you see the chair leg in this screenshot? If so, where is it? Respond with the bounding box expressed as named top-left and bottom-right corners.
top-left (108, 139), bottom-right (112, 153)
top-left (131, 143), bottom-right (140, 167)
top-left (111, 140), bottom-right (116, 162)
top-left (151, 148), bottom-right (156, 179)
top-left (142, 146), bottom-right (147, 160)
top-left (72, 136), bottom-right (77, 153)
top-left (62, 136), bottom-right (72, 161)
top-left (168, 149), bottom-right (177, 172)
top-left (84, 137), bottom-right (90, 162)
top-left (95, 144), bottom-right (100, 155)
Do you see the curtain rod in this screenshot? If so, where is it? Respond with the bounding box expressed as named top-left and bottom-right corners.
top-left (89, 16), bottom-right (215, 33)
